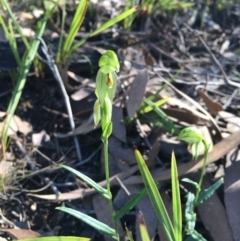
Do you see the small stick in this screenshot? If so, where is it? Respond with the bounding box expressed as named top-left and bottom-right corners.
top-left (185, 24), bottom-right (240, 88)
top-left (37, 37), bottom-right (82, 162)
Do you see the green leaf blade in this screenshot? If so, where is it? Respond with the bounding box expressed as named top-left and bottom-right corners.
top-left (114, 188), bottom-right (147, 221)
top-left (134, 149), bottom-right (176, 241)
top-left (196, 178), bottom-right (223, 206)
top-left (56, 207), bottom-right (118, 240)
top-left (171, 152), bottom-right (182, 241)
top-left (61, 165), bottom-right (110, 199)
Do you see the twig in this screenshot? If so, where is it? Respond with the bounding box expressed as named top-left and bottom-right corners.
top-left (37, 37), bottom-right (82, 162)
top-left (185, 24), bottom-right (240, 88)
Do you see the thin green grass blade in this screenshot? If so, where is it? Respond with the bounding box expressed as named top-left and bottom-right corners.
top-left (61, 165), bottom-right (110, 199)
top-left (18, 237), bottom-right (90, 241)
top-left (62, 0), bottom-right (88, 59)
top-left (1, 14), bottom-right (49, 145)
top-left (2, 0), bottom-right (30, 49)
top-left (71, 6), bottom-right (138, 51)
top-left (56, 207), bottom-right (118, 240)
top-left (0, 16), bottom-right (21, 66)
top-left (114, 188), bottom-right (147, 221)
top-left (134, 149), bottom-right (176, 241)
top-left (196, 178), bottom-right (223, 206)
top-left (171, 152), bottom-right (182, 241)
top-left (140, 97), bottom-right (170, 114)
top-left (138, 212), bottom-right (151, 241)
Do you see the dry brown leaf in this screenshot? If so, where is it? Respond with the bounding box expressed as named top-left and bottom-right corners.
top-left (5, 229), bottom-right (40, 240)
top-left (0, 161), bottom-right (14, 178)
top-left (93, 194), bottom-right (124, 241)
top-left (224, 160), bottom-right (240, 240)
top-left (127, 69), bottom-right (148, 117)
top-left (0, 111), bottom-right (32, 136)
top-left (112, 106), bottom-right (126, 143)
top-left (218, 111), bottom-right (240, 133)
top-left (164, 107), bottom-right (200, 124)
top-left (197, 89), bottom-right (223, 116)
top-left (198, 177), bottom-right (234, 241)
top-left (147, 135), bottom-right (161, 169)
top-left (71, 88), bottom-right (94, 101)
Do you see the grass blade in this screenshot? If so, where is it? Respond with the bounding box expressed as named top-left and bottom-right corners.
top-left (62, 0), bottom-right (88, 59)
top-left (114, 188), bottom-right (147, 221)
top-left (134, 149), bottom-right (176, 241)
top-left (171, 152), bottom-right (182, 241)
top-left (61, 165), bottom-right (109, 199)
top-left (71, 6), bottom-right (138, 51)
top-left (2, 15), bottom-right (49, 146)
top-left (56, 207), bottom-right (118, 240)
top-left (138, 212), bottom-right (151, 241)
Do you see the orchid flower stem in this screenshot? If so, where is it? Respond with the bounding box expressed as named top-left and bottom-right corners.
top-left (194, 140), bottom-right (209, 206)
top-left (103, 139), bottom-right (119, 240)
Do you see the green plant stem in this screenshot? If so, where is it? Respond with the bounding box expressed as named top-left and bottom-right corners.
top-left (194, 140), bottom-right (209, 206)
top-left (103, 139), bottom-right (119, 240)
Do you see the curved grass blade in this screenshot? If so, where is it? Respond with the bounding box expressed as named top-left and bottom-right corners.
top-left (61, 165), bottom-right (109, 199)
top-left (18, 237), bottom-right (90, 241)
top-left (134, 149), bottom-right (176, 241)
top-left (114, 188), bottom-right (147, 221)
top-left (56, 207), bottom-right (118, 240)
top-left (71, 6), bottom-right (138, 51)
top-left (171, 152), bottom-right (182, 241)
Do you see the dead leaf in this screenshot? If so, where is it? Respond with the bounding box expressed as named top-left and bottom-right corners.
top-left (93, 194), bottom-right (124, 241)
top-left (147, 135), bottom-right (161, 169)
top-left (197, 89), bottom-right (223, 116)
top-left (71, 88), bottom-right (94, 101)
top-left (224, 161), bottom-right (240, 240)
top-left (67, 71), bottom-right (85, 83)
top-left (127, 69), bottom-right (148, 117)
top-left (112, 106), bottom-right (126, 143)
top-left (218, 111), bottom-right (240, 133)
top-left (32, 130), bottom-right (50, 146)
top-left (0, 111), bottom-right (32, 136)
top-left (164, 107), bottom-right (200, 124)
top-left (198, 177), bottom-right (234, 241)
top-left (5, 229), bottom-right (40, 239)
top-left (0, 161), bottom-right (14, 178)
